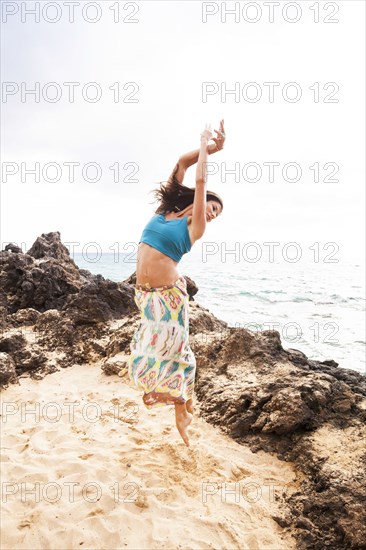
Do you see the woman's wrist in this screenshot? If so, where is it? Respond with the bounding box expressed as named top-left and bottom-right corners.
top-left (208, 142), bottom-right (221, 154)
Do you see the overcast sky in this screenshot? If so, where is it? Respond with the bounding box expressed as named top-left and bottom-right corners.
top-left (1, 0), bottom-right (365, 264)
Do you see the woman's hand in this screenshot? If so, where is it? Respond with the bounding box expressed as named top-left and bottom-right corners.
top-left (212, 119), bottom-right (226, 151)
top-left (200, 122), bottom-right (213, 142)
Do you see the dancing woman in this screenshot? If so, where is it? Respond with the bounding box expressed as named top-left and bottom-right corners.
top-left (127, 120), bottom-right (226, 446)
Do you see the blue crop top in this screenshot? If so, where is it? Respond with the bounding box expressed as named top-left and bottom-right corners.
top-left (139, 214), bottom-right (192, 262)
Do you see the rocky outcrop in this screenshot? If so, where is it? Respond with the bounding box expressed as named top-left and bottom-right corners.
top-left (0, 351), bottom-right (17, 386)
top-left (189, 319), bottom-right (366, 550)
top-left (0, 232), bottom-right (136, 321)
top-left (0, 232), bottom-right (365, 549)
top-left (61, 276), bottom-right (134, 324)
top-left (192, 327), bottom-right (365, 439)
top-left (0, 233), bottom-right (83, 314)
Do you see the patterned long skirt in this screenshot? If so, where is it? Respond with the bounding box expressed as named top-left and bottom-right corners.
top-left (127, 275), bottom-right (196, 410)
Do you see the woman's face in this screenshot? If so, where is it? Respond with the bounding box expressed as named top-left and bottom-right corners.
top-left (206, 200), bottom-right (222, 222)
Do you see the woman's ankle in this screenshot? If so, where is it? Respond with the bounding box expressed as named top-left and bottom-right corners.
top-left (175, 403), bottom-right (187, 416)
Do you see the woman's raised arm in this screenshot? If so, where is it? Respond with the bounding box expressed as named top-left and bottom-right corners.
top-left (168, 120), bottom-right (225, 185)
top-left (189, 124), bottom-right (213, 240)
top-left (167, 160), bottom-right (187, 185)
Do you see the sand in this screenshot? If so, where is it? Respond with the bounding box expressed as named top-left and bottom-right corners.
top-left (0, 362), bottom-right (303, 550)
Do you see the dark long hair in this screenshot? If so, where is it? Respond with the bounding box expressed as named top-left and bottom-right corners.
top-left (149, 163), bottom-right (224, 215)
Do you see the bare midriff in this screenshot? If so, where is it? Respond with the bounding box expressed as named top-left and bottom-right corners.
top-left (136, 214), bottom-right (194, 287)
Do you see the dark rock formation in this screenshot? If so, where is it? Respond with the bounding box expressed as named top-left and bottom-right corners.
top-left (27, 232), bottom-right (79, 261)
top-left (0, 231), bottom-right (136, 321)
top-left (189, 321), bottom-right (366, 550)
top-left (0, 331), bottom-right (50, 381)
top-left (4, 243), bottom-right (22, 254)
top-left (0, 233), bottom-right (83, 313)
top-left (0, 352), bottom-right (17, 385)
top-left (1, 231), bottom-right (365, 550)
top-left (61, 276), bottom-right (135, 324)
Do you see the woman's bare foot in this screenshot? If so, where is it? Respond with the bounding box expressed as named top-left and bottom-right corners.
top-left (175, 403), bottom-right (193, 447)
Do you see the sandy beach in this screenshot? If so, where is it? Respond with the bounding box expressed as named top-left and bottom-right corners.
top-left (1, 361), bottom-right (301, 550)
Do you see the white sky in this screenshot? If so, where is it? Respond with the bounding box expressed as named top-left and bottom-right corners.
top-left (1, 0), bottom-right (365, 263)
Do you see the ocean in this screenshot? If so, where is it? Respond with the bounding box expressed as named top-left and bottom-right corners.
top-left (73, 252), bottom-right (365, 376)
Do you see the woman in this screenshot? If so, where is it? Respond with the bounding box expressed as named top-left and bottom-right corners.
top-left (127, 120), bottom-right (226, 447)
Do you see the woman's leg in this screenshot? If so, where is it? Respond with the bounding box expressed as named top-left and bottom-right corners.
top-left (186, 398), bottom-right (194, 414)
top-left (174, 402), bottom-right (193, 447)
